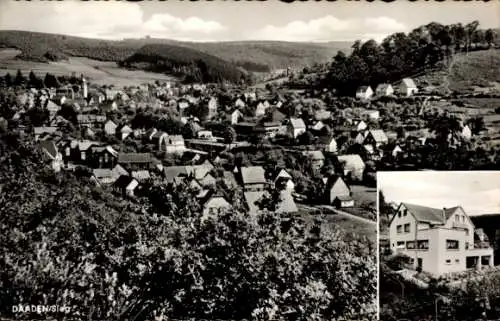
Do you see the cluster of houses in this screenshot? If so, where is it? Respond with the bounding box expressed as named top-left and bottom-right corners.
top-left (356, 78), bottom-right (419, 100)
top-left (9, 71), bottom-right (481, 221)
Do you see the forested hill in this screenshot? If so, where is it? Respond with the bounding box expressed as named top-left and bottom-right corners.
top-left (0, 30), bottom-right (350, 75)
top-left (0, 30), bottom-right (140, 62)
top-left (320, 21), bottom-right (499, 95)
top-left (120, 44), bottom-right (250, 84)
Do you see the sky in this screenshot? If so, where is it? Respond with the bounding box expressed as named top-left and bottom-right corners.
top-left (0, 0), bottom-right (498, 42)
top-left (378, 171), bottom-right (500, 216)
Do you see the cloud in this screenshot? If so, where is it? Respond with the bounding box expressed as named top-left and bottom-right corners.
top-left (250, 15), bottom-right (407, 42)
top-left (379, 172), bottom-right (500, 215)
top-left (0, 1), bottom-right (226, 41)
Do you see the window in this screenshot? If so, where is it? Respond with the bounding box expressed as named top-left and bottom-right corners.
top-left (403, 209), bottom-right (407, 216)
top-left (404, 223), bottom-right (410, 233)
top-left (406, 241), bottom-right (416, 249)
top-left (398, 211), bottom-right (401, 218)
top-left (417, 240), bottom-right (429, 250)
top-left (397, 241), bottom-right (405, 249)
top-left (446, 259), bottom-right (451, 265)
top-left (455, 215), bottom-right (459, 222)
top-left (397, 225), bottom-right (402, 234)
top-left (465, 242), bottom-right (470, 250)
top-left (462, 215), bottom-right (465, 222)
top-left (455, 259), bottom-right (460, 264)
top-left (446, 239), bottom-right (459, 250)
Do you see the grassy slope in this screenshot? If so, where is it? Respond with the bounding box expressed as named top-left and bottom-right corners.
top-left (415, 49), bottom-right (500, 93)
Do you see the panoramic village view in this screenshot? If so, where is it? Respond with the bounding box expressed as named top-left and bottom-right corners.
top-left (0, 1), bottom-right (499, 320)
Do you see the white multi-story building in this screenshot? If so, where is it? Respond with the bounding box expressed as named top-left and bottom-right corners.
top-left (389, 202), bottom-right (494, 276)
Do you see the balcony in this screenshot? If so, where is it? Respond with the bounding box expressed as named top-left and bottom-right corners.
top-left (452, 221), bottom-right (469, 229)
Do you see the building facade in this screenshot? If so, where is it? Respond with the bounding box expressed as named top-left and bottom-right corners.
top-left (389, 203), bottom-right (494, 276)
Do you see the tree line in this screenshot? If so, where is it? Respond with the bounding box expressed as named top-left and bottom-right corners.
top-left (322, 21), bottom-right (497, 95)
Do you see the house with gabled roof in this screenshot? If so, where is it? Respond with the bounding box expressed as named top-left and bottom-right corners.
top-left (375, 83), bottom-right (394, 97)
top-left (389, 202), bottom-right (494, 275)
top-left (39, 140), bottom-right (63, 172)
top-left (273, 169), bottom-right (295, 192)
top-left (113, 175), bottom-right (139, 197)
top-left (302, 150), bottom-right (325, 170)
top-left (398, 78), bottom-right (418, 97)
top-left (319, 136), bottom-right (337, 153)
top-left (364, 129), bottom-right (389, 147)
top-left (240, 166), bottom-right (267, 191)
top-left (118, 125), bottom-right (133, 140)
top-left (255, 102), bottom-right (268, 117)
top-left (287, 117), bottom-right (306, 138)
top-left (202, 194), bottom-right (233, 220)
top-left (117, 153), bottom-right (153, 169)
top-left (131, 170), bottom-right (151, 183)
top-left (234, 98), bottom-right (245, 108)
top-left (152, 131), bottom-right (168, 150)
top-left (337, 154), bottom-right (365, 182)
top-left (356, 86), bottom-right (373, 100)
top-left (164, 135), bottom-right (186, 154)
top-left (231, 109), bottom-right (243, 125)
top-left (324, 175), bottom-right (353, 207)
top-left (88, 145), bottom-right (118, 169)
top-left (104, 120), bottom-right (118, 136)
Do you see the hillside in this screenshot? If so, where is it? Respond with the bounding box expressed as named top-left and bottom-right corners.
top-left (415, 49), bottom-right (500, 93)
top-left (0, 30), bottom-right (350, 73)
top-left (121, 44), bottom-right (249, 84)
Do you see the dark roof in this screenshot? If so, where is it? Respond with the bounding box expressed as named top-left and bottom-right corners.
top-left (335, 195), bottom-right (353, 201)
top-left (113, 175), bottom-right (135, 188)
top-left (400, 203), bottom-right (460, 224)
top-left (324, 175), bottom-right (348, 190)
top-left (39, 140), bottom-right (58, 159)
top-left (118, 153), bottom-right (152, 164)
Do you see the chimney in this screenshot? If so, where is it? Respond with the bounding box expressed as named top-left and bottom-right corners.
top-left (442, 207), bottom-right (446, 222)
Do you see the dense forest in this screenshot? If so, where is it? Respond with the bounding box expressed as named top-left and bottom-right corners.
top-left (120, 44), bottom-right (251, 84)
top-left (321, 21), bottom-right (498, 95)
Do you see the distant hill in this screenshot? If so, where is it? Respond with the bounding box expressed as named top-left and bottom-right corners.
top-left (0, 30), bottom-right (351, 76)
top-left (121, 43), bottom-right (249, 84)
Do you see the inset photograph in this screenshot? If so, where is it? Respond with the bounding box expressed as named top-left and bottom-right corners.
top-left (379, 171), bottom-right (500, 321)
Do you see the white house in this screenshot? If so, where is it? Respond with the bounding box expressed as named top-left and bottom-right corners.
top-left (461, 124), bottom-right (472, 140)
top-left (255, 102), bottom-right (268, 117)
top-left (119, 125), bottom-right (133, 140)
top-left (104, 120), bottom-right (117, 136)
top-left (287, 118), bottom-right (306, 138)
top-left (398, 78), bottom-right (418, 97)
top-left (234, 98), bottom-right (245, 108)
top-left (389, 202), bottom-right (494, 276)
top-left (231, 110), bottom-right (243, 125)
top-left (274, 169), bottom-right (295, 192)
top-left (375, 83), bottom-right (394, 96)
top-left (322, 137), bottom-right (338, 153)
top-left (355, 86), bottom-right (374, 100)
top-left (202, 196), bottom-right (232, 221)
top-left (164, 135), bottom-right (186, 154)
top-left (354, 120), bottom-right (368, 132)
